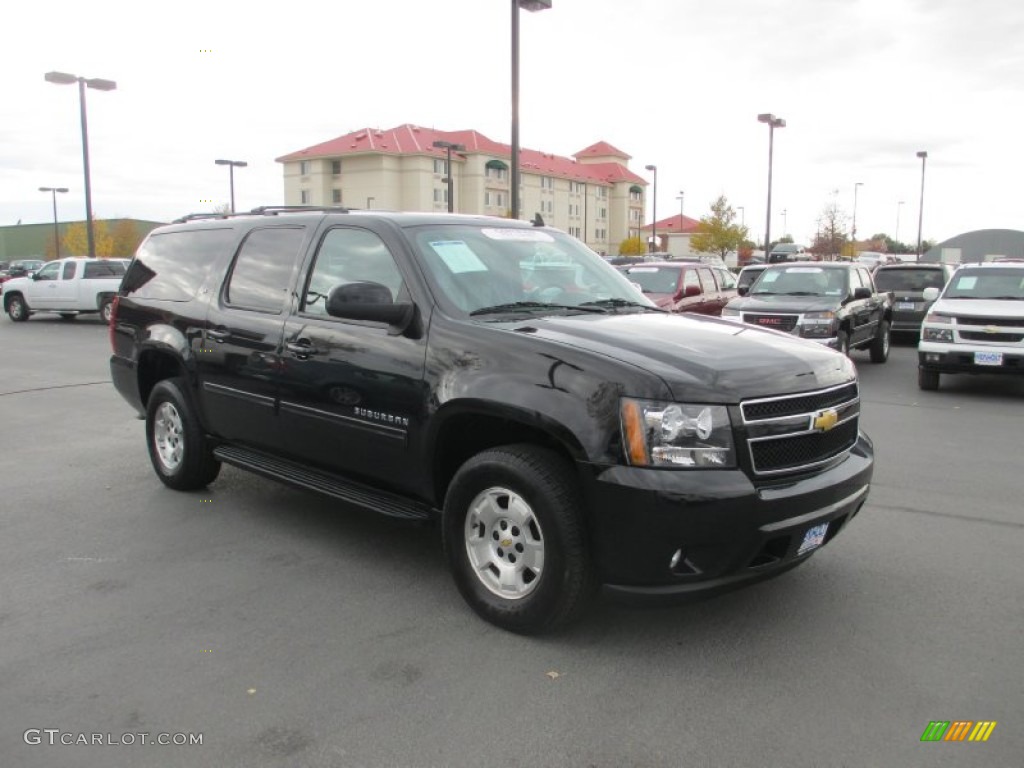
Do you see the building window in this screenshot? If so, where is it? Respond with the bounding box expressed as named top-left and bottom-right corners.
top-left (598, 207), bottom-right (607, 219)
top-left (630, 190), bottom-right (642, 202)
top-left (434, 158), bottom-right (447, 175)
top-left (300, 190), bottom-right (311, 204)
top-left (486, 166), bottom-right (508, 181)
top-left (541, 176), bottom-right (553, 190)
top-left (299, 160), bottom-right (310, 176)
top-left (596, 187), bottom-right (608, 199)
top-left (331, 160), bottom-right (341, 175)
top-left (434, 188), bottom-right (449, 204)
top-left (332, 189), bottom-right (342, 204)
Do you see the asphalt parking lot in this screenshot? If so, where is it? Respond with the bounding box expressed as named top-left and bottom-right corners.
top-left (1, 315), bottom-right (1021, 768)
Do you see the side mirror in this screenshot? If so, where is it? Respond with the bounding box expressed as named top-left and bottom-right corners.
top-left (737, 285), bottom-right (749, 296)
top-left (853, 286), bottom-right (872, 300)
top-left (326, 281), bottom-right (413, 329)
top-left (922, 287), bottom-right (940, 302)
top-left (683, 284), bottom-right (702, 298)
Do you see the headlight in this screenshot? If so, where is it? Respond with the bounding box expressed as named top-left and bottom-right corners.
top-left (620, 398), bottom-right (735, 468)
top-left (720, 307), bottom-right (740, 318)
top-left (798, 311), bottom-right (836, 338)
top-left (922, 327), bottom-right (953, 341)
top-left (924, 312), bottom-right (952, 324)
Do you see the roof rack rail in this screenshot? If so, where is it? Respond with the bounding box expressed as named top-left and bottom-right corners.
top-left (248, 205), bottom-right (352, 215)
top-left (171, 212), bottom-right (234, 224)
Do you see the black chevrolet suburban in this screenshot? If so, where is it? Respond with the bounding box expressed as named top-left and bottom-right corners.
top-left (110, 208), bottom-right (873, 633)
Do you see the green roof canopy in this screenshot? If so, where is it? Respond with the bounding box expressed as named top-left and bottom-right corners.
top-left (486, 159), bottom-right (509, 170)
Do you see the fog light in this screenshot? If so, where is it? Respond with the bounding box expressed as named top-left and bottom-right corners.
top-left (925, 353), bottom-right (941, 362)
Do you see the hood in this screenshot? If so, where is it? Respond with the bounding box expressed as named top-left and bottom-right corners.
top-left (932, 298), bottom-right (1024, 319)
top-left (506, 312), bottom-right (855, 402)
top-left (1, 276), bottom-right (31, 293)
top-left (729, 294), bottom-right (842, 314)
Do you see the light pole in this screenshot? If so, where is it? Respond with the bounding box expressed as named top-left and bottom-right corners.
top-left (757, 112), bottom-right (786, 252)
top-left (916, 151), bottom-right (928, 261)
top-left (45, 70), bottom-right (116, 258)
top-left (433, 140), bottom-right (466, 213)
top-left (781, 208), bottom-right (788, 237)
top-left (39, 186), bottom-right (68, 259)
top-left (645, 164), bottom-right (658, 252)
top-left (511, 0), bottom-right (552, 221)
top-left (895, 200), bottom-right (905, 246)
top-left (214, 159), bottom-right (247, 213)
top-left (852, 181), bottom-right (864, 253)
top-left (737, 206), bottom-right (745, 226)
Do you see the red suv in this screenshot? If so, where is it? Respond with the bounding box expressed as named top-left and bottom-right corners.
top-left (618, 261), bottom-right (738, 315)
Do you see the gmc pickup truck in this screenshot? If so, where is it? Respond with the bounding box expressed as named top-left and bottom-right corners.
top-left (110, 208), bottom-right (874, 633)
top-left (721, 261), bottom-right (893, 362)
top-left (3, 257), bottom-right (126, 322)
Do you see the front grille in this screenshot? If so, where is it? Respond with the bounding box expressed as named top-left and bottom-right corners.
top-left (750, 419), bottom-right (859, 474)
top-left (954, 316), bottom-right (1023, 327)
top-left (743, 313), bottom-right (799, 332)
top-left (959, 331), bottom-right (1024, 343)
top-left (742, 382), bottom-right (859, 421)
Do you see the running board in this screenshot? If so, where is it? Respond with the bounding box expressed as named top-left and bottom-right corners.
top-left (212, 445), bottom-right (433, 522)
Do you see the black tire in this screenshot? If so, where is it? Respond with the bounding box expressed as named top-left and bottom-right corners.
top-left (59, 312), bottom-right (77, 321)
top-left (99, 298), bottom-right (114, 324)
top-left (869, 319), bottom-right (890, 363)
top-left (6, 294), bottom-right (29, 322)
top-left (145, 378), bottom-right (221, 490)
top-left (918, 367), bottom-right (940, 391)
top-left (443, 444), bottom-right (596, 634)
top-left (837, 329), bottom-right (851, 357)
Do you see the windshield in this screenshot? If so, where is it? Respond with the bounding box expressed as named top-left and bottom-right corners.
top-left (408, 225), bottom-right (653, 315)
top-left (942, 268), bottom-right (1024, 299)
top-left (874, 267), bottom-right (947, 292)
top-left (751, 266), bottom-right (848, 297)
top-left (619, 265), bottom-right (682, 294)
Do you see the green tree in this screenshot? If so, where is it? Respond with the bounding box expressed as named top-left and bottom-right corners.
top-left (689, 195), bottom-right (748, 259)
top-left (618, 236), bottom-right (646, 256)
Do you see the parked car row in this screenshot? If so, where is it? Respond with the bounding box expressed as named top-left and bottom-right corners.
top-left (616, 261), bottom-right (737, 314)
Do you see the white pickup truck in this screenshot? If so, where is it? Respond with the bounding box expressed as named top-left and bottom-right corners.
top-left (2, 257), bottom-right (127, 323)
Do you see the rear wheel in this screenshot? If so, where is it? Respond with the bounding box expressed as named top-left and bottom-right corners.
top-left (918, 368), bottom-right (940, 391)
top-left (145, 378), bottom-right (221, 490)
top-left (443, 444), bottom-right (596, 634)
top-left (100, 298), bottom-right (114, 324)
top-left (869, 320), bottom-right (891, 363)
top-left (6, 295), bottom-right (29, 322)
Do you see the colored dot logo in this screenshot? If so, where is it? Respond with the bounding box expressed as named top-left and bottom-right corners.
top-left (199, 49), bottom-right (213, 53)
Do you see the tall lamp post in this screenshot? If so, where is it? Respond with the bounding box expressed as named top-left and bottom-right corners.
top-left (737, 206), bottom-right (745, 226)
top-left (895, 200), bottom-right (905, 246)
top-left (676, 191), bottom-right (685, 226)
top-left (781, 208), bottom-right (788, 237)
top-left (757, 112), bottom-right (786, 252)
top-left (852, 181), bottom-right (864, 254)
top-left (432, 140), bottom-right (466, 213)
top-left (45, 70), bottom-right (117, 258)
top-left (645, 164), bottom-right (658, 252)
top-left (39, 186), bottom-right (68, 259)
top-left (510, 0), bottom-right (552, 221)
top-left (214, 159), bottom-right (247, 213)
top-left (916, 151), bottom-right (928, 261)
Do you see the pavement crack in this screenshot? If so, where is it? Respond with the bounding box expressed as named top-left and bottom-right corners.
top-left (871, 502), bottom-right (1023, 530)
top-left (0, 380), bottom-right (110, 397)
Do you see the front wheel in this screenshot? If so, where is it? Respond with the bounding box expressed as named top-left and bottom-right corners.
top-left (6, 295), bottom-right (29, 322)
top-left (145, 378), bottom-right (221, 490)
top-left (99, 298), bottom-right (114, 324)
top-left (443, 445), bottom-right (596, 634)
top-left (869, 320), bottom-right (890, 363)
top-left (918, 368), bottom-right (940, 391)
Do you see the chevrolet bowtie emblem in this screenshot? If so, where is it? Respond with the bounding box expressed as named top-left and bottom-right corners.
top-left (985, 326), bottom-right (1000, 334)
top-left (813, 409), bottom-right (839, 432)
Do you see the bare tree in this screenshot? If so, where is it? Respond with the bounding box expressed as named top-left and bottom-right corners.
top-left (809, 197), bottom-right (850, 260)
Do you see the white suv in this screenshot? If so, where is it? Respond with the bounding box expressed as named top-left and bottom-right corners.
top-left (917, 261), bottom-right (1024, 390)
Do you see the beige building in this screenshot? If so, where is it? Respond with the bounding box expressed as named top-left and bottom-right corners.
top-left (275, 125), bottom-right (648, 254)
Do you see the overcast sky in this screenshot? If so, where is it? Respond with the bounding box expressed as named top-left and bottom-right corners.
top-left (3, 0), bottom-right (1023, 248)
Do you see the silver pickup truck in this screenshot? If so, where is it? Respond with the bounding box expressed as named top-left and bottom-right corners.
top-left (2, 257), bottom-right (126, 322)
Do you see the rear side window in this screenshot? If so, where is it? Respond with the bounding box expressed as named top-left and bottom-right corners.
top-left (224, 227), bottom-right (306, 312)
top-left (122, 228), bottom-right (236, 301)
top-left (62, 261), bottom-right (77, 280)
top-left (83, 261), bottom-right (126, 279)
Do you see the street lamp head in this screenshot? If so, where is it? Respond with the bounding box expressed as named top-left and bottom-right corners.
top-left (215, 159), bottom-right (248, 167)
top-left (39, 187), bottom-right (69, 193)
top-left (645, 164), bottom-right (656, 172)
top-left (432, 140), bottom-right (465, 152)
top-left (44, 70), bottom-right (79, 85)
top-left (917, 151), bottom-right (928, 159)
top-left (757, 113), bottom-right (774, 123)
top-left (85, 78), bottom-right (117, 91)
top-left (518, 0), bottom-right (552, 10)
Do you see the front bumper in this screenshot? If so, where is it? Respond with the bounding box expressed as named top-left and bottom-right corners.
top-left (918, 342), bottom-right (1024, 376)
top-left (579, 434), bottom-right (873, 596)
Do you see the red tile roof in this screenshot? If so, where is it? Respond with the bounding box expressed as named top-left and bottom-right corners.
top-left (276, 124), bottom-right (647, 186)
top-left (574, 141), bottom-right (631, 161)
top-left (642, 214), bottom-right (701, 234)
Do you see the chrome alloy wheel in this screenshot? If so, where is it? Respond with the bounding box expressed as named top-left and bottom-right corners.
top-left (153, 401), bottom-right (185, 472)
top-left (464, 487), bottom-right (545, 600)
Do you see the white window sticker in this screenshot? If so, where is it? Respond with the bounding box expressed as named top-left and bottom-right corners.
top-left (762, 271), bottom-right (781, 283)
top-left (786, 267), bottom-right (823, 274)
top-left (955, 276), bottom-right (978, 290)
top-left (481, 228), bottom-right (555, 242)
top-left (429, 241), bottom-right (488, 274)
top-left (628, 267), bottom-right (660, 273)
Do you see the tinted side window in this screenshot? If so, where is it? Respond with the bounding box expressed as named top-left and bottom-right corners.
top-left (122, 228), bottom-right (235, 301)
top-left (35, 262), bottom-right (60, 281)
top-left (225, 227), bottom-right (305, 312)
top-left (848, 269), bottom-right (863, 290)
top-left (62, 261), bottom-right (77, 280)
top-left (301, 228), bottom-right (406, 317)
top-left (682, 269), bottom-right (700, 291)
top-left (716, 267), bottom-right (737, 290)
top-left (83, 261), bottom-right (126, 279)
top-left (857, 268), bottom-right (874, 290)
top-left (697, 268), bottom-right (717, 294)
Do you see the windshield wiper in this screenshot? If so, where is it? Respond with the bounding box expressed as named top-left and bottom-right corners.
top-left (779, 291), bottom-right (821, 296)
top-left (579, 298), bottom-right (665, 312)
top-left (470, 301), bottom-right (607, 316)
top-left (985, 296), bottom-right (1024, 300)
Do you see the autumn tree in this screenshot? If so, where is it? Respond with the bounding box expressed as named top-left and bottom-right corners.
top-left (62, 220), bottom-right (114, 257)
top-left (110, 220), bottom-right (141, 257)
top-left (689, 195), bottom-right (749, 259)
top-left (617, 236), bottom-right (646, 256)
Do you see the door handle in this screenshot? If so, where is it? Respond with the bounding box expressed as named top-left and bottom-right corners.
top-left (286, 341), bottom-right (322, 356)
top-left (207, 329), bottom-right (231, 342)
